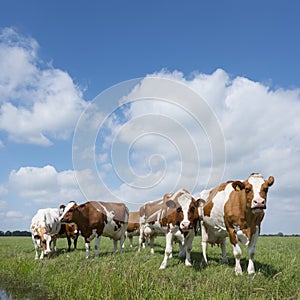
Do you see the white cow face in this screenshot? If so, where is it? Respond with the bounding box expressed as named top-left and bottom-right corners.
top-left (244, 173), bottom-right (274, 213)
top-left (36, 226), bottom-right (52, 254)
top-left (166, 191), bottom-right (200, 231)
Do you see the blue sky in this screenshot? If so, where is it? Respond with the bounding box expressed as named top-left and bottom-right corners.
top-left (0, 1), bottom-right (299, 234)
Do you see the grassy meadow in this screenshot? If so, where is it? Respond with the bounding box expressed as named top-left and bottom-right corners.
top-left (0, 235), bottom-right (299, 300)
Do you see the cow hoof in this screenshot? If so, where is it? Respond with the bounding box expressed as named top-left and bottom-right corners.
top-left (222, 258), bottom-right (229, 264)
top-left (235, 269), bottom-right (243, 276)
top-left (185, 259), bottom-right (192, 267)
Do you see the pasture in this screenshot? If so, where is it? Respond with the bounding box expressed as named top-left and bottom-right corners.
top-left (0, 235), bottom-right (299, 300)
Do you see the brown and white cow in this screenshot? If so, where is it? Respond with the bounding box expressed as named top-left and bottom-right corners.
top-left (138, 197), bottom-right (167, 254)
top-left (139, 189), bottom-right (200, 269)
top-left (30, 208), bottom-right (61, 259)
top-left (59, 201), bottom-right (129, 258)
top-left (200, 173), bottom-right (274, 275)
top-left (57, 205), bottom-right (79, 251)
top-left (159, 189), bottom-right (200, 269)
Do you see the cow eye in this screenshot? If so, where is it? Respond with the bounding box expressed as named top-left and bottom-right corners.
top-left (190, 207), bottom-right (195, 213)
top-left (177, 207), bottom-right (182, 213)
top-left (263, 187), bottom-right (268, 193)
top-left (245, 188), bottom-right (251, 193)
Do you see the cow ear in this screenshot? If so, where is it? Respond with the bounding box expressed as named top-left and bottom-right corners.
top-left (166, 200), bottom-right (176, 208)
top-left (198, 198), bottom-right (206, 207)
top-left (232, 181), bottom-right (245, 191)
top-left (267, 176), bottom-right (274, 187)
top-left (195, 198), bottom-right (205, 207)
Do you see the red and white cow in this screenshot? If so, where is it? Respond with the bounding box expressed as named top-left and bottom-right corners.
top-left (59, 201), bottom-right (129, 258)
top-left (200, 173), bottom-right (275, 275)
top-left (159, 189), bottom-right (200, 269)
top-left (138, 197), bottom-right (168, 254)
top-left (58, 204), bottom-right (79, 252)
top-left (30, 208), bottom-right (61, 259)
top-left (139, 189), bottom-right (200, 269)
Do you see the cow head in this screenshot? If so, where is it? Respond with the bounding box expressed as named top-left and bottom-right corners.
top-left (165, 190), bottom-right (200, 231)
top-left (59, 204), bottom-right (66, 216)
top-left (236, 173), bottom-right (274, 213)
top-left (35, 226), bottom-right (52, 254)
top-left (59, 201), bottom-right (78, 224)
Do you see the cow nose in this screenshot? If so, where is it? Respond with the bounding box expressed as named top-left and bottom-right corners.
top-left (254, 199), bottom-right (264, 205)
top-left (181, 221), bottom-right (190, 229)
top-left (253, 198), bottom-right (265, 208)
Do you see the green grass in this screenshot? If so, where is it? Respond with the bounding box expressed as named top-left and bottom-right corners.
top-left (0, 236), bottom-right (299, 299)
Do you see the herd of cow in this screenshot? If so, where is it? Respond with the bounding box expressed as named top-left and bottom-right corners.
top-left (30, 173), bottom-right (274, 275)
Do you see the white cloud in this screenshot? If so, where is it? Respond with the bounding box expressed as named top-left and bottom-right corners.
top-left (9, 165), bottom-right (83, 205)
top-left (0, 185), bottom-right (8, 196)
top-left (92, 69), bottom-right (300, 233)
top-left (6, 210), bottom-right (22, 218)
top-left (0, 27), bottom-right (87, 145)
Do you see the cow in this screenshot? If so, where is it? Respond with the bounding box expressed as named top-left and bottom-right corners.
top-left (138, 197), bottom-right (168, 254)
top-left (139, 189), bottom-right (200, 269)
top-left (123, 211), bottom-right (140, 248)
top-left (200, 173), bottom-right (275, 275)
top-left (159, 189), bottom-right (201, 269)
top-left (30, 208), bottom-right (61, 259)
top-left (59, 201), bottom-right (129, 258)
top-left (58, 205), bottom-right (79, 252)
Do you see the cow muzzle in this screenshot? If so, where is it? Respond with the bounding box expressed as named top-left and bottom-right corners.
top-left (180, 221), bottom-right (191, 231)
top-left (251, 198), bottom-right (266, 211)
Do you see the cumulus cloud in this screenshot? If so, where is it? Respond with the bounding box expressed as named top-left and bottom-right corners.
top-left (9, 165), bottom-right (84, 205)
top-left (0, 27), bottom-right (87, 145)
top-left (6, 210), bottom-right (22, 218)
top-left (91, 69), bottom-right (300, 234)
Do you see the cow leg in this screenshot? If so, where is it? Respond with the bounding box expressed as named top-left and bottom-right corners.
top-left (201, 222), bottom-right (209, 265)
top-left (122, 232), bottom-right (127, 249)
top-left (143, 237), bottom-right (148, 248)
top-left (129, 236), bottom-right (133, 248)
top-left (228, 229), bottom-right (243, 275)
top-left (40, 250), bottom-right (44, 259)
top-left (159, 231), bottom-right (173, 269)
top-left (138, 227), bottom-right (144, 252)
top-left (32, 237), bottom-right (40, 260)
top-left (85, 241), bottom-right (91, 258)
top-left (113, 239), bottom-right (118, 253)
top-left (150, 236), bottom-right (155, 254)
top-left (232, 243), bottom-right (243, 275)
top-left (221, 238), bottom-right (229, 264)
top-left (52, 238), bottom-right (57, 254)
top-left (178, 238), bottom-right (185, 258)
top-left (184, 231), bottom-right (195, 267)
top-left (94, 236), bottom-right (101, 258)
top-left (119, 231), bottom-right (125, 253)
top-left (247, 227), bottom-right (259, 274)
top-left (67, 236), bottom-right (71, 252)
top-left (175, 231), bottom-right (185, 258)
